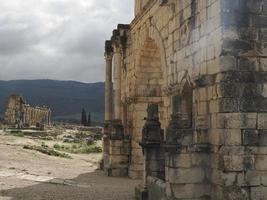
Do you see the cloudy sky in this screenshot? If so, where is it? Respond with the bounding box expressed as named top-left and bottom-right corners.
top-left (0, 0), bottom-right (134, 83)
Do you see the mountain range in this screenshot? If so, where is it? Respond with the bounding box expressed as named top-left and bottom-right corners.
top-left (0, 80), bottom-right (104, 123)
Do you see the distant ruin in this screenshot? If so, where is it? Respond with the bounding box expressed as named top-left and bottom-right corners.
top-left (4, 94), bottom-right (52, 128)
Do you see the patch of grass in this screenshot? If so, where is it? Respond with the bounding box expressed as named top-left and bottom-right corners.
top-left (23, 144), bottom-right (71, 159)
top-left (10, 131), bottom-right (25, 137)
top-left (53, 143), bottom-right (60, 149)
top-left (53, 142), bottom-right (102, 154)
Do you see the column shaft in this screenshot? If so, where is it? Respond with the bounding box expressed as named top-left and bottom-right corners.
top-left (105, 54), bottom-right (113, 121)
top-left (113, 46), bottom-right (122, 120)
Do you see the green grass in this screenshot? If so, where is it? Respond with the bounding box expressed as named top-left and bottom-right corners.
top-left (10, 130), bottom-right (25, 137)
top-left (53, 142), bottom-right (102, 154)
top-left (24, 143), bottom-right (71, 159)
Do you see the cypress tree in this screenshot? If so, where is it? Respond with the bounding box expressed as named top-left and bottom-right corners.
top-left (87, 112), bottom-right (91, 127)
top-left (81, 108), bottom-right (87, 126)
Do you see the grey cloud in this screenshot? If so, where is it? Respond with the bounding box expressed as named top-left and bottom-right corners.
top-left (0, 0), bottom-right (134, 82)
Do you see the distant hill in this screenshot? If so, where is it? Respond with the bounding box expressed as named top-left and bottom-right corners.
top-left (0, 80), bottom-right (104, 123)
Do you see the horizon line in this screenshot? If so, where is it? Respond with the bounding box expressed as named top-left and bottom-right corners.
top-left (0, 79), bottom-right (104, 84)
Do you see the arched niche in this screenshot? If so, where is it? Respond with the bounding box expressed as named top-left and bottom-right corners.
top-left (172, 80), bottom-right (193, 128)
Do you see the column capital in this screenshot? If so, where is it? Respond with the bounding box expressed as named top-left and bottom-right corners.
top-left (105, 40), bottom-right (113, 57)
top-left (104, 52), bottom-right (113, 61)
top-left (112, 42), bottom-right (121, 54)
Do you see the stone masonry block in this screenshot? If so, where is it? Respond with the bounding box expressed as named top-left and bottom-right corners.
top-left (209, 129), bottom-right (223, 145)
top-left (191, 153), bottom-right (210, 167)
top-left (237, 171), bottom-right (261, 187)
top-left (223, 155), bottom-right (244, 172)
top-left (223, 129), bottom-right (242, 146)
top-left (217, 113), bottom-right (257, 129)
top-left (172, 184), bottom-right (210, 199)
top-left (109, 168), bottom-right (128, 177)
top-left (242, 130), bottom-right (259, 146)
top-left (110, 140), bottom-right (123, 147)
top-left (110, 155), bottom-right (128, 168)
top-left (259, 130), bottom-right (267, 146)
top-left (222, 172), bottom-right (237, 186)
top-left (219, 98), bottom-right (240, 112)
top-left (251, 15), bottom-right (267, 28)
top-left (169, 153), bottom-right (191, 168)
top-left (255, 155), bottom-right (267, 170)
top-left (109, 146), bottom-right (121, 155)
top-left (251, 186), bottom-right (267, 200)
top-left (246, 0), bottom-right (266, 14)
top-left (168, 168), bottom-right (205, 184)
top-left (258, 113), bottom-right (267, 129)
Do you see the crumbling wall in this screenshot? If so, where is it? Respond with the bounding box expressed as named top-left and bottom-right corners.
top-left (4, 94), bottom-right (52, 127)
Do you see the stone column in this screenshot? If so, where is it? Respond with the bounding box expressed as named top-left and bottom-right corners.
top-left (105, 52), bottom-right (113, 121)
top-left (113, 44), bottom-right (122, 120)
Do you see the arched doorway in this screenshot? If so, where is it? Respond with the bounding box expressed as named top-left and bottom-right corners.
top-left (128, 37), bottom-right (164, 179)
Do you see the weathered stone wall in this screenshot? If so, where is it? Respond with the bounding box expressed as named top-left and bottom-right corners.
top-left (104, 0), bottom-right (267, 199)
top-left (4, 94), bottom-right (52, 127)
top-left (211, 1), bottom-right (267, 199)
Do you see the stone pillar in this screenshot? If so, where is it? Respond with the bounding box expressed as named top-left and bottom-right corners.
top-left (105, 52), bottom-right (113, 121)
top-left (103, 40), bottom-right (129, 177)
top-left (103, 119), bottom-right (129, 177)
top-left (113, 44), bottom-right (122, 120)
top-left (136, 104), bottom-right (165, 200)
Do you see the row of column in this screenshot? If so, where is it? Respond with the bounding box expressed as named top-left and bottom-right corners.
top-left (105, 43), bottom-right (122, 122)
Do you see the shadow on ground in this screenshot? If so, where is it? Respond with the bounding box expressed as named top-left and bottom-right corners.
top-left (0, 170), bottom-right (140, 200)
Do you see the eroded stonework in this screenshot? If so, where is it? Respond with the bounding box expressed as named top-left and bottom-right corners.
top-left (103, 0), bottom-right (267, 199)
top-left (4, 94), bottom-right (52, 128)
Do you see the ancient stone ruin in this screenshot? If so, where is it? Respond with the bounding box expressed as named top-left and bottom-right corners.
top-left (103, 0), bottom-right (267, 199)
top-left (4, 94), bottom-right (52, 128)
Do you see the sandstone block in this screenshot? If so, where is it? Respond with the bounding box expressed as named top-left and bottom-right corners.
top-left (255, 155), bottom-right (267, 170)
top-left (172, 184), bottom-right (210, 199)
top-left (223, 155), bottom-right (244, 172)
top-left (258, 113), bottom-right (267, 129)
top-left (168, 168), bottom-right (205, 184)
top-left (238, 171), bottom-right (261, 186)
top-left (110, 140), bottom-right (123, 147)
top-left (110, 155), bottom-right (128, 168)
top-left (242, 130), bottom-right (259, 146)
top-left (259, 130), bottom-right (267, 147)
top-left (109, 146), bottom-right (121, 155)
top-left (217, 113), bottom-right (257, 129)
top-left (251, 186), bottom-right (267, 200)
top-left (169, 153), bottom-right (191, 168)
top-left (223, 129), bottom-right (241, 146)
top-left (109, 168), bottom-right (128, 177)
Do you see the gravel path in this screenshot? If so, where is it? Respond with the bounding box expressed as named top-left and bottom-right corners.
top-left (0, 134), bottom-right (140, 200)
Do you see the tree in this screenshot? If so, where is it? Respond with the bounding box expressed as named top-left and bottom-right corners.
top-left (87, 112), bottom-right (92, 127)
top-left (81, 108), bottom-right (87, 126)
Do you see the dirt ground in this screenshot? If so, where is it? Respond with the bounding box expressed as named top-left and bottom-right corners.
top-left (0, 131), bottom-right (140, 200)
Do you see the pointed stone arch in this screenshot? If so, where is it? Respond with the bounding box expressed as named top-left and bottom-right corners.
top-left (134, 21), bottom-right (168, 93)
top-left (135, 37), bottom-right (163, 97)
